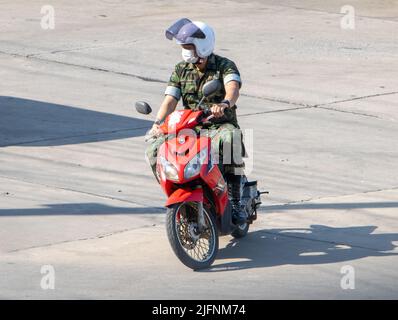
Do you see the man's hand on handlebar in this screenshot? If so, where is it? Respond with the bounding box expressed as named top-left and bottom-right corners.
top-left (149, 123), bottom-right (162, 137)
top-left (210, 103), bottom-right (228, 118)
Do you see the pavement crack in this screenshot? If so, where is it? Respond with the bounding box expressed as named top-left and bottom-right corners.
top-left (0, 50), bottom-right (165, 84)
top-left (316, 106), bottom-right (380, 118)
top-left (0, 50), bottom-right (313, 108)
top-left (260, 229), bottom-right (393, 253)
top-left (259, 186), bottom-right (398, 210)
top-left (240, 93), bottom-right (310, 107)
top-left (308, 91), bottom-right (398, 119)
top-left (240, 105), bottom-right (314, 117)
top-left (7, 224), bottom-right (157, 253)
top-left (27, 40), bottom-right (142, 57)
top-left (0, 175), bottom-right (165, 209)
top-left (2, 50), bottom-right (396, 119)
top-left (0, 125), bottom-right (151, 147)
top-left (317, 91), bottom-right (398, 107)
top-left (274, 4), bottom-right (398, 23)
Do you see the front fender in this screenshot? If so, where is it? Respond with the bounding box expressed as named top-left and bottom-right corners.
top-left (165, 188), bottom-right (203, 207)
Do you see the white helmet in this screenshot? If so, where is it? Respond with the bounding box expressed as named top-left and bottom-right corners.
top-left (165, 18), bottom-right (215, 58)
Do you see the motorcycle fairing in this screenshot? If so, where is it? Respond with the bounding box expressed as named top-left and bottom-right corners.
top-left (156, 108), bottom-right (229, 222)
top-left (200, 164), bottom-right (228, 215)
top-left (165, 188), bottom-right (203, 207)
top-left (158, 136), bottom-right (210, 183)
top-left (160, 109), bottom-right (202, 135)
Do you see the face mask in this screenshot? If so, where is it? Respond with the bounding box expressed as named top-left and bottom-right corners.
top-left (181, 48), bottom-right (199, 63)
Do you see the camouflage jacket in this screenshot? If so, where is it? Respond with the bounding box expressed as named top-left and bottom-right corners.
top-left (164, 53), bottom-right (242, 127)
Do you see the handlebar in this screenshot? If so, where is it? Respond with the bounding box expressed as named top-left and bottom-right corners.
top-left (146, 107), bottom-right (217, 141)
top-left (198, 108), bottom-right (215, 123)
top-left (202, 108), bottom-right (212, 117)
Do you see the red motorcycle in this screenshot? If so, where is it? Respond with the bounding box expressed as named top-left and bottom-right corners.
top-left (136, 80), bottom-right (263, 270)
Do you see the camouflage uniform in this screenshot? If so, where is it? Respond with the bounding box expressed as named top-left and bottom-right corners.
top-left (146, 53), bottom-right (245, 177)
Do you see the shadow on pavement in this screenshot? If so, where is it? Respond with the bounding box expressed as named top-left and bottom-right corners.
top-left (205, 225), bottom-right (398, 272)
top-left (0, 96), bottom-right (152, 147)
top-left (0, 203), bottom-right (165, 216)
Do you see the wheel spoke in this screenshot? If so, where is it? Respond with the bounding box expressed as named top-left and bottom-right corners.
top-left (174, 203), bottom-right (215, 263)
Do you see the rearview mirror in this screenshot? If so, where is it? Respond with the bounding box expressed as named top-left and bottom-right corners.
top-left (202, 79), bottom-right (221, 97)
top-left (135, 101), bottom-right (152, 115)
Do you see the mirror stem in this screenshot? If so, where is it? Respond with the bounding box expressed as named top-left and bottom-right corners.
top-left (197, 96), bottom-right (206, 110)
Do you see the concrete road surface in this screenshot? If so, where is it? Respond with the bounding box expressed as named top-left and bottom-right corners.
top-left (0, 0), bottom-right (397, 299)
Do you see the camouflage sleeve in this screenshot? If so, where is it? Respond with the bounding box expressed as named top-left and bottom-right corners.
top-left (220, 58), bottom-right (242, 88)
top-left (164, 64), bottom-right (182, 101)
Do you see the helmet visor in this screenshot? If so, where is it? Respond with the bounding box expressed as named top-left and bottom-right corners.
top-left (165, 18), bottom-right (206, 43)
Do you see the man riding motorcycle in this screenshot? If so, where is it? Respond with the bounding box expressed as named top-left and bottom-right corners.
top-left (146, 18), bottom-right (247, 224)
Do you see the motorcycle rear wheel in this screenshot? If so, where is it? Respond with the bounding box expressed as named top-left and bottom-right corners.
top-left (166, 202), bottom-right (218, 270)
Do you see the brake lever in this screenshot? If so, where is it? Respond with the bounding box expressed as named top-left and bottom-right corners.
top-left (144, 134), bottom-right (156, 142)
top-left (200, 108), bottom-right (214, 123)
top-left (145, 128), bottom-right (162, 142)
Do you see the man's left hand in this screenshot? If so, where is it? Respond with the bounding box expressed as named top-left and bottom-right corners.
top-left (210, 103), bottom-right (228, 118)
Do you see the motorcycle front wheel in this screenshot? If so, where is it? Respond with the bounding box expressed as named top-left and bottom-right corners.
top-left (166, 202), bottom-right (218, 270)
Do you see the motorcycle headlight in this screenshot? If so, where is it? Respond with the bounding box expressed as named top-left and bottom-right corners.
top-left (184, 147), bottom-right (208, 179)
top-left (159, 156), bottom-right (179, 181)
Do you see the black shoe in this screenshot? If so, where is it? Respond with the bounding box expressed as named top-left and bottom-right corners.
top-left (231, 202), bottom-right (247, 225)
top-left (227, 174), bottom-right (247, 225)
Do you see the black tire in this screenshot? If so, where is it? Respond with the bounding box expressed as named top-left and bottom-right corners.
top-left (231, 221), bottom-right (249, 238)
top-left (166, 202), bottom-right (219, 270)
